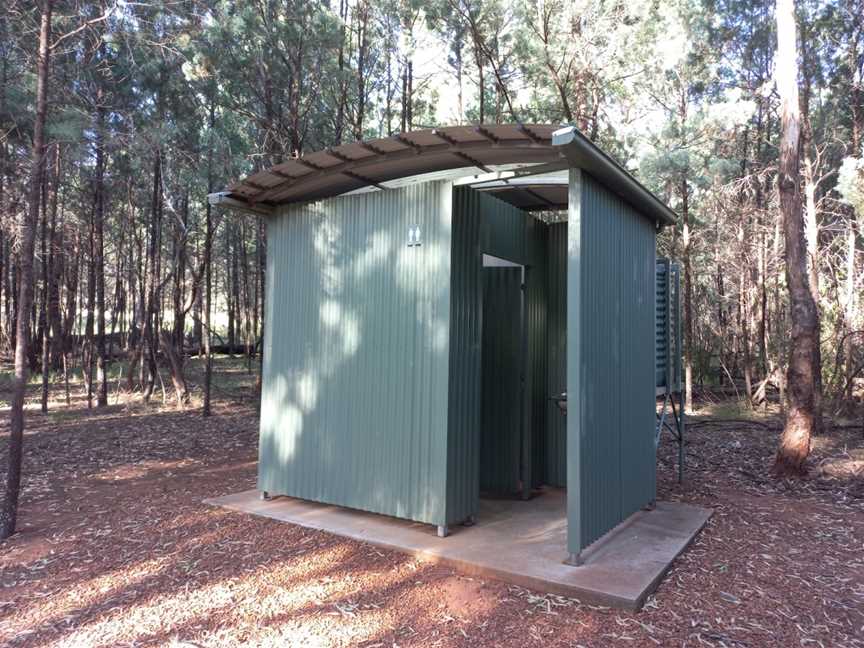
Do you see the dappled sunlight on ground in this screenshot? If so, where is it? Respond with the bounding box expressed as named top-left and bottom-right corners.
top-left (0, 358), bottom-right (862, 646)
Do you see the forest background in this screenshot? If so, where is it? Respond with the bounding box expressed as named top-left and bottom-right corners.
top-left (1, 0), bottom-right (862, 471)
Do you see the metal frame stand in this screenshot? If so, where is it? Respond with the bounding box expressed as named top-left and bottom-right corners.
top-left (656, 390), bottom-right (685, 483)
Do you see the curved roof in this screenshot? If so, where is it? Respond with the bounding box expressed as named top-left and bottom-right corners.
top-left (210, 124), bottom-right (676, 225)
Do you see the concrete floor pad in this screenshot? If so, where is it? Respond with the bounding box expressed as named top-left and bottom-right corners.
top-left (205, 489), bottom-right (711, 610)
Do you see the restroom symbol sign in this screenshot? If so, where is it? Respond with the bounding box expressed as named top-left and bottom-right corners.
top-left (407, 225), bottom-right (422, 247)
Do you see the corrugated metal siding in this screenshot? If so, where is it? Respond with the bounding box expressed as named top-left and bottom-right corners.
top-left (525, 217), bottom-right (549, 489)
top-left (480, 267), bottom-right (523, 495)
top-left (574, 173), bottom-right (657, 551)
top-left (445, 188), bottom-right (482, 523)
top-left (656, 259), bottom-right (683, 394)
top-left (546, 223), bottom-right (567, 486)
top-left (656, 259), bottom-right (670, 389)
top-left (481, 195), bottom-right (526, 262)
top-left (259, 181), bottom-right (453, 526)
top-left (671, 262), bottom-right (683, 393)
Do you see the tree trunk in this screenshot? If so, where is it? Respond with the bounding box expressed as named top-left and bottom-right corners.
top-left (843, 224), bottom-right (858, 400)
top-left (84, 199), bottom-right (95, 407)
top-left (203, 97), bottom-right (215, 417)
top-left (2, 0), bottom-right (52, 540)
top-left (39, 148), bottom-right (53, 413)
top-left (47, 146), bottom-right (62, 370)
top-left (681, 173), bottom-right (694, 413)
top-left (159, 331), bottom-right (189, 407)
top-left (94, 102), bottom-right (108, 407)
top-left (142, 151), bottom-right (162, 403)
top-left (773, 0), bottom-right (819, 476)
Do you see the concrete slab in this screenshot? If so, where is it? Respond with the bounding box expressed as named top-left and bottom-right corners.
top-left (205, 489), bottom-right (711, 610)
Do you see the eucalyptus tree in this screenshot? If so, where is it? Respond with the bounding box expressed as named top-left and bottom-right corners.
top-left (774, 0), bottom-right (820, 474)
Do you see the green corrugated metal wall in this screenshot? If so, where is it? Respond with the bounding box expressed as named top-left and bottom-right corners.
top-left (259, 181), bottom-right (453, 526)
top-left (656, 259), bottom-right (683, 394)
top-left (546, 223), bottom-right (567, 486)
top-left (259, 171), bottom-right (659, 543)
top-left (480, 267), bottom-right (523, 495)
top-left (445, 189), bottom-right (482, 523)
top-left (656, 260), bottom-right (670, 389)
top-left (568, 172), bottom-right (657, 553)
top-left (525, 217), bottom-right (549, 489)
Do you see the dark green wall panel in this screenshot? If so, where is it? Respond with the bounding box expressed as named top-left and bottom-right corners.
top-left (546, 223), bottom-right (568, 486)
top-left (569, 172), bottom-right (657, 553)
top-left (445, 188), bottom-right (483, 523)
top-left (480, 267), bottom-right (523, 495)
top-left (525, 216), bottom-right (549, 489)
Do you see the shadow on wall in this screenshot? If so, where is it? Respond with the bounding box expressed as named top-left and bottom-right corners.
top-left (259, 184), bottom-right (453, 525)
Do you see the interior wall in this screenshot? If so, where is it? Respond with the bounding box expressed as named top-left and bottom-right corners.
top-left (479, 267), bottom-right (523, 495)
top-left (546, 222), bottom-right (568, 486)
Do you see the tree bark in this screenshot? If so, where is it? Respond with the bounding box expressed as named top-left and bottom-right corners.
top-left (142, 151), bottom-right (162, 403)
top-left (773, 0), bottom-right (819, 476)
top-left (2, 0), bottom-right (52, 540)
top-left (39, 147), bottom-right (53, 413)
top-left (203, 97), bottom-right (215, 417)
top-left (84, 196), bottom-right (95, 407)
top-left (843, 225), bottom-right (858, 400)
top-left (94, 100), bottom-right (108, 407)
top-left (681, 174), bottom-right (694, 414)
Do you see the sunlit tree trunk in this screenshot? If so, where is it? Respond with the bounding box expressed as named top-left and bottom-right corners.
top-left (774, 0), bottom-right (819, 476)
top-left (681, 173), bottom-right (694, 412)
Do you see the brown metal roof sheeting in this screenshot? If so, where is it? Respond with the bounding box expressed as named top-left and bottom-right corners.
top-left (223, 124), bottom-right (560, 205)
top-left (214, 123), bottom-right (677, 225)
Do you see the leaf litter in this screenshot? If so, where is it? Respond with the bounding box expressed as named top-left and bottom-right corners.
top-left (0, 374), bottom-right (862, 647)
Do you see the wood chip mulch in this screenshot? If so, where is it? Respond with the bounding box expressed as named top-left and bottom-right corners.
top-left (1, 390), bottom-right (862, 647)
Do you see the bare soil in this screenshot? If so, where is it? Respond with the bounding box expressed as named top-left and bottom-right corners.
top-left (1, 363), bottom-right (862, 647)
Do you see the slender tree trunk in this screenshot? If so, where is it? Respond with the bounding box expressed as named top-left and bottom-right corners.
top-left (84, 201), bottom-right (95, 408)
top-left (843, 225), bottom-right (858, 400)
top-left (172, 193), bottom-right (188, 351)
top-left (40, 148), bottom-right (54, 413)
top-left (203, 98), bottom-right (215, 417)
top-left (774, 0), bottom-right (819, 476)
top-left (94, 102), bottom-right (107, 407)
top-left (62, 223), bottom-right (79, 405)
top-left (142, 151), bottom-right (162, 403)
top-left (228, 224), bottom-right (238, 357)
top-left (47, 147), bottom-right (62, 370)
top-left (2, 0), bottom-right (52, 540)
top-left (681, 173), bottom-right (694, 412)
top-left (757, 229), bottom-right (768, 376)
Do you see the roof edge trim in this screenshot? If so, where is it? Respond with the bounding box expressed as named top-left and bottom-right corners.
top-left (208, 192), bottom-right (275, 216)
top-left (552, 127), bottom-right (676, 226)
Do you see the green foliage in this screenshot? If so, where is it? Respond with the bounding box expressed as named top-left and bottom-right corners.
top-left (1, 0), bottom-right (862, 410)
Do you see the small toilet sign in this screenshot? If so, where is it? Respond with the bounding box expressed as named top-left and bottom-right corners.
top-left (407, 224), bottom-right (422, 247)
